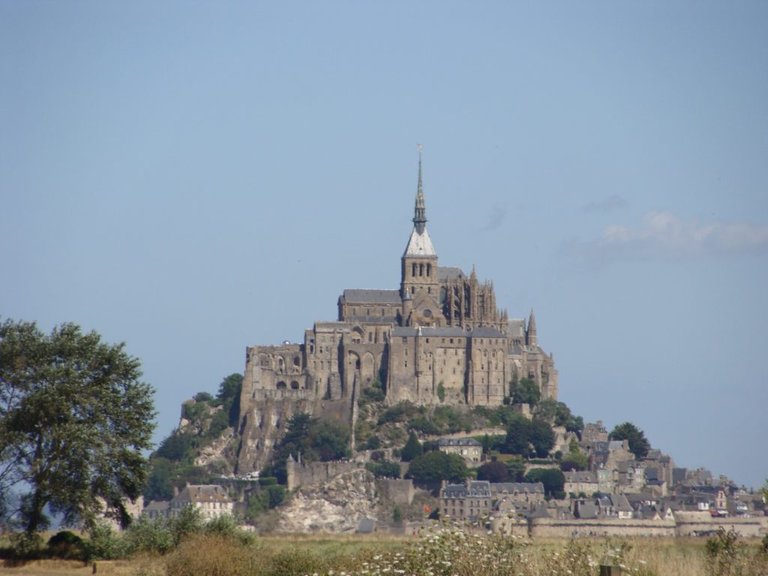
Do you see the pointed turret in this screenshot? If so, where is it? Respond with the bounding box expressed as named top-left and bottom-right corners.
top-left (527, 309), bottom-right (538, 347)
top-left (400, 147), bottom-right (440, 316)
top-left (413, 149), bottom-right (427, 234)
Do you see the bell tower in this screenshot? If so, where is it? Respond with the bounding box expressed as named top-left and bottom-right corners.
top-left (400, 148), bottom-right (441, 326)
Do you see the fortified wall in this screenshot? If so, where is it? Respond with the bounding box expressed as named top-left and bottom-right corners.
top-left (492, 515), bottom-right (767, 539)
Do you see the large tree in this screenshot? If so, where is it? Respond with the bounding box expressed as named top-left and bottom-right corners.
top-left (608, 421), bottom-right (651, 459)
top-left (0, 319), bottom-right (155, 537)
top-left (525, 468), bottom-right (566, 499)
top-left (406, 451), bottom-right (468, 485)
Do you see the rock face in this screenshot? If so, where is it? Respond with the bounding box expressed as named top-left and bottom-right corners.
top-left (274, 468), bottom-right (380, 533)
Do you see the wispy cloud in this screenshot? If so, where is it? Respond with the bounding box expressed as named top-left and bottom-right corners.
top-left (583, 195), bottom-right (628, 213)
top-left (482, 202), bottom-right (507, 232)
top-left (567, 211), bottom-right (768, 263)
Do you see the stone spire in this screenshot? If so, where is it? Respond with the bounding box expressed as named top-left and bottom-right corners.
top-left (403, 146), bottom-right (436, 257)
top-left (527, 309), bottom-right (538, 347)
top-left (413, 146), bottom-right (427, 234)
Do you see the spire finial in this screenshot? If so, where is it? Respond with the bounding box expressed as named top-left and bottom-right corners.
top-left (413, 144), bottom-right (427, 234)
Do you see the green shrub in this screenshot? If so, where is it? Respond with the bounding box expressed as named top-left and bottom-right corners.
top-left (125, 515), bottom-right (174, 555)
top-left (170, 505), bottom-right (204, 545)
top-left (47, 530), bottom-right (85, 560)
top-left (84, 521), bottom-right (130, 560)
top-left (366, 460), bottom-right (402, 479)
top-left (9, 532), bottom-right (43, 559)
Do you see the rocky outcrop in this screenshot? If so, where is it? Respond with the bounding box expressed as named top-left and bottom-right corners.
top-left (274, 468), bottom-right (380, 533)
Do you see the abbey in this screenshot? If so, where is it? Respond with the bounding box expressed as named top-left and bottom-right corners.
top-left (236, 158), bottom-right (558, 472)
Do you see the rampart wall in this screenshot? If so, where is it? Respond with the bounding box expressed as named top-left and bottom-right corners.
top-left (491, 515), bottom-right (767, 539)
top-left (286, 459), bottom-right (362, 492)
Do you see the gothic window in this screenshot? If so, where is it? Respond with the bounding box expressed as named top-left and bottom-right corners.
top-left (290, 381), bottom-right (300, 390)
top-left (276, 381), bottom-right (287, 390)
top-left (427, 263), bottom-right (432, 276)
top-left (419, 263), bottom-right (424, 276)
top-left (412, 263), bottom-right (417, 277)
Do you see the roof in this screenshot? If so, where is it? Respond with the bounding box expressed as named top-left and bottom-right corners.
top-left (403, 228), bottom-right (436, 257)
top-left (564, 471), bottom-right (598, 484)
top-left (442, 480), bottom-right (491, 499)
top-left (341, 289), bottom-right (402, 304)
top-left (144, 500), bottom-right (170, 512)
top-left (576, 501), bottom-right (599, 519)
top-left (438, 437), bottom-right (482, 447)
top-left (491, 482), bottom-right (545, 495)
top-left (391, 326), bottom-right (505, 339)
top-left (528, 503), bottom-right (552, 519)
top-left (174, 484), bottom-right (232, 504)
top-left (438, 266), bottom-right (464, 281)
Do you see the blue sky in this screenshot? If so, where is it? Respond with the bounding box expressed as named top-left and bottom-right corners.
top-left (2, 1), bottom-right (766, 489)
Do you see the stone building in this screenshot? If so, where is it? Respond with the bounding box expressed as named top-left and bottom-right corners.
top-left (169, 484), bottom-right (234, 520)
top-left (437, 437), bottom-right (483, 464)
top-left (236, 157), bottom-right (559, 473)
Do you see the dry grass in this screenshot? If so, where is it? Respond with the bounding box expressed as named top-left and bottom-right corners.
top-left (3, 532), bottom-right (766, 576)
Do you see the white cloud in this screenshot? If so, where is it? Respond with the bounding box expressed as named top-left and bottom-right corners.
top-left (569, 211), bottom-right (768, 262)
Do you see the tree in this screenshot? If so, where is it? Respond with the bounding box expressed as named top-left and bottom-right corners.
top-left (534, 400), bottom-right (583, 433)
top-left (216, 373), bottom-right (242, 426)
top-left (525, 468), bottom-right (565, 499)
top-left (0, 319), bottom-right (155, 537)
top-left (609, 422), bottom-right (651, 459)
top-left (529, 419), bottom-right (556, 458)
top-left (560, 437), bottom-right (588, 471)
top-left (511, 378), bottom-right (541, 406)
top-left (401, 431), bottom-right (423, 462)
top-left (504, 413), bottom-right (531, 455)
top-left (505, 458), bottom-right (526, 482)
top-left (476, 460), bottom-right (509, 483)
top-left (406, 452), bottom-right (468, 485)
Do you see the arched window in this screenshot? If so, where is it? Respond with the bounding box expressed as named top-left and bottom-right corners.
top-left (290, 381), bottom-right (300, 390)
top-left (276, 381), bottom-right (287, 390)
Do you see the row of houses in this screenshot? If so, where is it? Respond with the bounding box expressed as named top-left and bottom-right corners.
top-left (144, 484), bottom-right (234, 521)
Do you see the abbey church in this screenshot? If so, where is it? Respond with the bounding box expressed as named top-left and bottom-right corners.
top-left (236, 158), bottom-right (558, 472)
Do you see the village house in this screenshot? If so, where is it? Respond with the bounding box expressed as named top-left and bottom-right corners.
top-left (168, 484), bottom-right (234, 520)
top-left (492, 482), bottom-right (545, 516)
top-left (440, 479), bottom-right (492, 522)
top-left (564, 470), bottom-right (599, 497)
top-left (437, 437), bottom-right (483, 464)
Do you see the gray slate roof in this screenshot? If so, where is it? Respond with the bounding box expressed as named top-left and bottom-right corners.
top-left (341, 289), bottom-right (402, 304)
top-left (491, 482), bottom-right (545, 495)
top-left (438, 437), bottom-right (482, 447)
top-left (443, 480), bottom-right (491, 499)
top-left (391, 326), bottom-right (505, 338)
top-left (438, 266), bottom-right (465, 281)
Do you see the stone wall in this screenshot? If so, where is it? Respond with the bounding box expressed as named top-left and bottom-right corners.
top-left (674, 511), bottom-right (766, 537)
top-left (490, 514), bottom-right (768, 539)
top-left (378, 478), bottom-right (415, 506)
top-left (286, 458), bottom-right (362, 492)
top-left (526, 518), bottom-right (675, 538)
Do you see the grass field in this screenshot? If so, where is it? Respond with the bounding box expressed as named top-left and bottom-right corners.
top-left (2, 531), bottom-right (766, 576)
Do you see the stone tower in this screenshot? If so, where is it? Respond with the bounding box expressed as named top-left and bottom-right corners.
top-left (400, 150), bottom-right (441, 327)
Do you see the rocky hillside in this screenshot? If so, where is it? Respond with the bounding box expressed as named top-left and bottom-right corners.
top-left (274, 467), bottom-right (380, 533)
